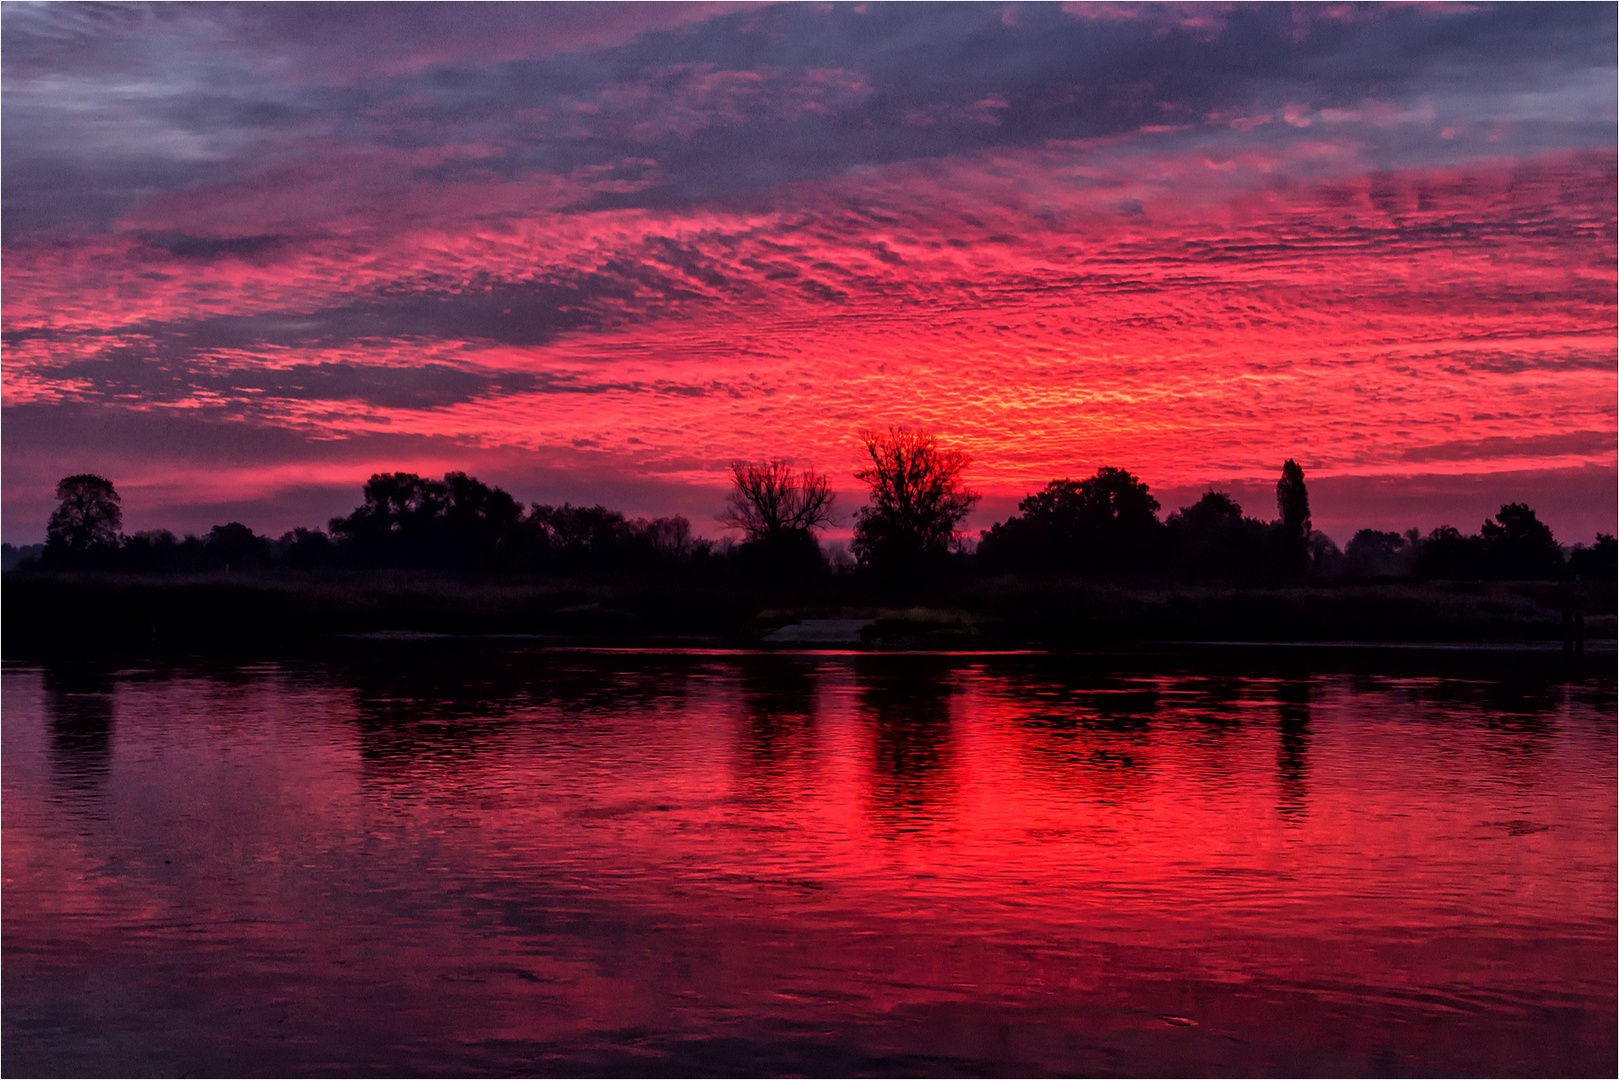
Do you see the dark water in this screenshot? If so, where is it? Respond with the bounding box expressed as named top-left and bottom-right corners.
top-left (4, 644), bottom-right (1614, 1077)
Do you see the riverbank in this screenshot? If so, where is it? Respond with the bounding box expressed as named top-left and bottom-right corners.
top-left (3, 570), bottom-right (1611, 653)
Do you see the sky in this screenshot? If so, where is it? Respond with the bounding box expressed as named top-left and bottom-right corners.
top-left (3, 1), bottom-right (1615, 546)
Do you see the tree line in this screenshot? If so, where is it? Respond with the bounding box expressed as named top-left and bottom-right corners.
top-left (16, 428), bottom-right (1617, 584)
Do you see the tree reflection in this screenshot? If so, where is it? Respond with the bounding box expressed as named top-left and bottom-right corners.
top-left (858, 656), bottom-right (957, 833)
top-left (979, 661), bottom-right (1160, 804)
top-left (734, 656), bottom-right (819, 799)
top-left (41, 661), bottom-right (117, 796)
top-left (1184, 671), bottom-right (1247, 721)
top-left (1346, 653), bottom-right (1563, 762)
top-left (1275, 677), bottom-right (1311, 824)
top-left (306, 642), bottom-right (696, 765)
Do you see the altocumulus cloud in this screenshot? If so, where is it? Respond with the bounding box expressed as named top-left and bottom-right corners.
top-left (1, 2), bottom-right (1613, 543)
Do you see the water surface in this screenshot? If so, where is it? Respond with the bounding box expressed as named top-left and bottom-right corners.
top-left (4, 645), bottom-right (1614, 1076)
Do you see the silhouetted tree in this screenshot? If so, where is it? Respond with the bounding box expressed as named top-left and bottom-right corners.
top-left (737, 527), bottom-right (827, 581)
top-left (45, 474), bottom-right (123, 560)
top-left (523, 505), bottom-right (705, 573)
top-left (721, 460), bottom-right (835, 541)
top-left (977, 467), bottom-right (1165, 575)
top-left (851, 428), bottom-right (978, 587)
top-left (206, 522), bottom-right (270, 570)
top-left (1413, 525), bottom-right (1486, 579)
top-left (177, 534), bottom-right (208, 568)
top-left (1305, 529), bottom-right (1344, 580)
top-left (329, 472), bottom-right (451, 566)
top-left (1, 542), bottom-right (45, 571)
top-left (318, 467), bottom-right (725, 574)
top-left (277, 527), bottom-right (335, 569)
top-left (329, 471), bottom-right (526, 568)
top-left (640, 515), bottom-right (698, 562)
top-left (120, 529), bottom-right (183, 572)
top-left (527, 503), bottom-right (631, 568)
top-left (720, 459), bottom-right (834, 580)
top-left (1275, 459), bottom-right (1311, 578)
top-left (1344, 528), bottom-right (1414, 578)
top-left (621, 514), bottom-right (708, 570)
top-left (440, 471), bottom-right (524, 569)
top-left (1568, 533), bottom-right (1617, 581)
top-left (1165, 491), bottom-right (1273, 580)
top-left (1480, 503), bottom-right (1563, 580)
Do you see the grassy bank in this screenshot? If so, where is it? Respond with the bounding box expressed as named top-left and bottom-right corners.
top-left (2, 570), bottom-right (767, 650)
top-left (933, 575), bottom-right (1615, 648)
top-left (3, 570), bottom-right (1611, 652)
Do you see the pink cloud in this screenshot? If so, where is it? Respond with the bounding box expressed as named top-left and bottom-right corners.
top-left (4, 119), bottom-right (1613, 544)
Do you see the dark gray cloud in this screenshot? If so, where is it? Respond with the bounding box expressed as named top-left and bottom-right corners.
top-left (4, 253), bottom-right (724, 353)
top-left (1422, 346), bottom-right (1619, 377)
top-left (1397, 430), bottom-right (1617, 466)
top-left (4, 2), bottom-right (1613, 238)
top-left (36, 347), bottom-right (502, 410)
top-left (140, 231), bottom-right (293, 260)
top-left (29, 336), bottom-right (745, 413)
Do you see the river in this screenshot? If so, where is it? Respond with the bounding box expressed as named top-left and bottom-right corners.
top-left (4, 643), bottom-right (1613, 1076)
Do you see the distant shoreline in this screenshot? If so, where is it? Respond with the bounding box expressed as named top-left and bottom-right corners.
top-left (326, 636), bottom-right (1619, 654)
top-left (4, 570), bottom-right (1611, 655)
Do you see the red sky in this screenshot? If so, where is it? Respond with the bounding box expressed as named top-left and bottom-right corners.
top-left (3, 2), bottom-right (1615, 545)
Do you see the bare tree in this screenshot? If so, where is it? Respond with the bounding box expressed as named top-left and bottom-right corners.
top-left (851, 428), bottom-right (978, 571)
top-left (719, 460), bottom-right (835, 543)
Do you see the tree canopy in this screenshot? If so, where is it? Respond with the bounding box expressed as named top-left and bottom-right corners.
top-left (1164, 491), bottom-right (1274, 580)
top-left (1275, 459), bottom-right (1312, 578)
top-left (22, 460), bottom-right (1600, 587)
top-left (46, 474), bottom-right (123, 556)
top-left (851, 428), bottom-right (978, 578)
top-left (328, 471), bottom-right (523, 568)
top-left (978, 467), bottom-right (1164, 574)
top-left (1480, 502), bottom-right (1564, 580)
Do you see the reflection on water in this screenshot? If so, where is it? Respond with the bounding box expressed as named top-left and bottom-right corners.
top-left (739, 656), bottom-right (818, 763)
top-left (859, 656), bottom-right (958, 833)
top-left (992, 663), bottom-right (1161, 809)
top-left (42, 664), bottom-right (116, 797)
top-left (1276, 678), bottom-right (1311, 824)
top-left (4, 645), bottom-right (1615, 1077)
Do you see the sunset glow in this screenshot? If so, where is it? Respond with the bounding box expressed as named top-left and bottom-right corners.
top-left (3, 3), bottom-right (1614, 542)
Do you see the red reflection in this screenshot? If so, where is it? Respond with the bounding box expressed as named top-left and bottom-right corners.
top-left (3, 653), bottom-right (1614, 1075)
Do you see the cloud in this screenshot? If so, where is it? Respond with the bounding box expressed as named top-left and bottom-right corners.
top-left (33, 348), bottom-right (504, 411)
top-left (140, 232), bottom-right (294, 261)
top-left (0, 2), bottom-right (754, 85)
top-left (6, 149), bottom-right (1611, 475)
top-left (4, 3), bottom-right (1612, 237)
top-left (1397, 430), bottom-right (1617, 466)
top-left (2, 4), bottom-right (1612, 545)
